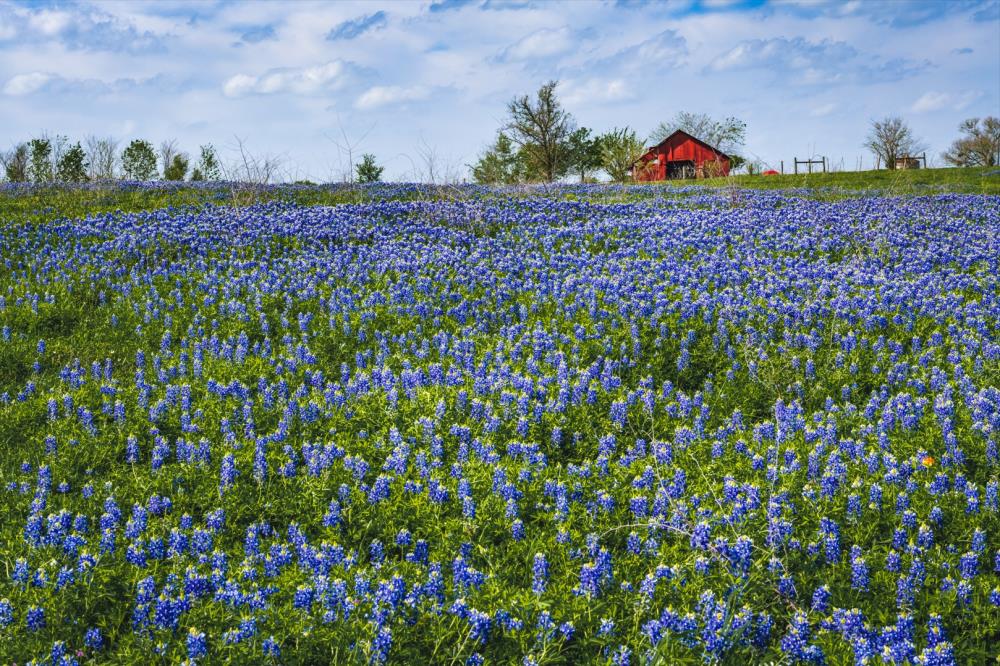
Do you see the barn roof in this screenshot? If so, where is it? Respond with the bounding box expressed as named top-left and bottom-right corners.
top-left (646, 129), bottom-right (731, 160)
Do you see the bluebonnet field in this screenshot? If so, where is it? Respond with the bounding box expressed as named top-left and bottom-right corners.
top-left (0, 184), bottom-right (998, 664)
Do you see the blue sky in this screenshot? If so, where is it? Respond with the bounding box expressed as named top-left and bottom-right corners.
top-left (0, 0), bottom-right (997, 181)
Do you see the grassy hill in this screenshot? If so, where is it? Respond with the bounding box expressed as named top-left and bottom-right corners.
top-left (0, 167), bottom-right (996, 226)
top-left (673, 166), bottom-right (1000, 195)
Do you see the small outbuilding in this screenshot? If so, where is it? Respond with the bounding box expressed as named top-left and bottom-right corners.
top-left (633, 130), bottom-right (731, 181)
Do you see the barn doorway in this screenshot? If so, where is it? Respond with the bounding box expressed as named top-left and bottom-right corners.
top-left (667, 160), bottom-right (695, 180)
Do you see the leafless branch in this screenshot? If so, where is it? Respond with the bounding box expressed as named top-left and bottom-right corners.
top-left (219, 135), bottom-right (283, 207)
top-left (85, 135), bottom-right (119, 181)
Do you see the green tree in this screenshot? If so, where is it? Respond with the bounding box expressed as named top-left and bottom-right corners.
top-left (943, 117), bottom-right (1000, 167)
top-left (506, 80), bottom-right (575, 182)
top-left (599, 127), bottom-right (645, 182)
top-left (192, 144), bottom-right (222, 181)
top-left (121, 140), bottom-right (158, 181)
top-left (28, 137), bottom-right (53, 182)
top-left (566, 127), bottom-right (603, 183)
top-left (1, 143), bottom-right (29, 182)
top-left (56, 142), bottom-right (89, 182)
top-left (163, 154), bottom-right (189, 181)
top-left (472, 132), bottom-right (527, 184)
top-left (355, 154), bottom-right (384, 183)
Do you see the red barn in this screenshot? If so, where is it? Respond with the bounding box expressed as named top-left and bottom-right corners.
top-left (633, 130), bottom-right (731, 181)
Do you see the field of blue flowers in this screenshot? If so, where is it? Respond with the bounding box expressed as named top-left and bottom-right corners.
top-left (0, 185), bottom-right (998, 664)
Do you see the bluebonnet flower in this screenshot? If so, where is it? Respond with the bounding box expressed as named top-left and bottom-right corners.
top-left (959, 552), bottom-right (978, 579)
top-left (811, 585), bottom-right (830, 612)
top-left (187, 628), bottom-right (208, 659)
top-left (26, 605), bottom-right (45, 631)
top-left (850, 546), bottom-right (870, 592)
top-left (262, 635), bottom-right (280, 656)
top-left (611, 645), bottom-right (633, 666)
top-left (0, 599), bottom-right (12, 627)
top-left (532, 553), bottom-right (548, 594)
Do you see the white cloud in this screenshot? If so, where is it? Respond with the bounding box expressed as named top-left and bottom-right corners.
top-left (708, 36), bottom-right (926, 85)
top-left (222, 61), bottom-right (347, 97)
top-left (595, 30), bottom-right (688, 71)
top-left (562, 78), bottom-right (632, 106)
top-left (910, 91), bottom-right (951, 112)
top-left (0, 4), bottom-right (167, 53)
top-left (0, 0), bottom-right (994, 181)
top-left (710, 37), bottom-right (855, 73)
top-left (222, 74), bottom-right (257, 98)
top-left (954, 91), bottom-right (984, 110)
top-left (355, 85), bottom-right (430, 110)
top-left (911, 90), bottom-right (983, 113)
top-left (809, 102), bottom-right (837, 117)
top-left (2, 71), bottom-right (184, 97)
top-left (27, 10), bottom-right (74, 36)
top-left (3, 72), bottom-right (55, 96)
top-left (500, 26), bottom-right (573, 61)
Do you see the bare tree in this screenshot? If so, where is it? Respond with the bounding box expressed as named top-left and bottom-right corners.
top-left (649, 112), bottom-right (746, 155)
top-left (1, 143), bottom-right (30, 182)
top-left (943, 117), bottom-right (1000, 167)
top-left (865, 116), bottom-right (924, 170)
top-left (415, 137), bottom-right (440, 184)
top-left (505, 80), bottom-right (575, 182)
top-left (85, 135), bottom-right (119, 181)
top-left (411, 136), bottom-right (463, 185)
top-left (327, 119), bottom-right (375, 184)
top-left (50, 134), bottom-right (69, 176)
top-left (220, 136), bottom-right (283, 206)
top-left (159, 139), bottom-right (180, 180)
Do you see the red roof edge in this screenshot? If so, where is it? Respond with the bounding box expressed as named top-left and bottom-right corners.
top-left (646, 129), bottom-right (731, 161)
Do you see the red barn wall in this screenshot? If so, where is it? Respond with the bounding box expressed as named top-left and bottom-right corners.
top-left (634, 132), bottom-right (730, 181)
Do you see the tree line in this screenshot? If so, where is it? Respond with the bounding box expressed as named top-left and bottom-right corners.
top-left (472, 80), bottom-right (999, 183)
top-left (0, 133), bottom-right (391, 186)
top-left (471, 80), bottom-right (747, 184)
top-left (864, 115), bottom-right (999, 171)
top-left (0, 135), bottom-right (226, 184)
top-left (1, 97), bottom-right (995, 185)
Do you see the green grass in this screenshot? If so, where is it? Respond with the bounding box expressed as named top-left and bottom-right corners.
top-left (1, 167), bottom-right (995, 229)
top-left (667, 166), bottom-right (1000, 196)
top-left (0, 183), bottom-right (443, 226)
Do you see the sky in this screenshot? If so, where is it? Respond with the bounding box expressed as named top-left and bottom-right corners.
top-left (0, 0), bottom-right (998, 181)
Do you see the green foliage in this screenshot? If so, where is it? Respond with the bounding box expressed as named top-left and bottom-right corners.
top-left (28, 137), bottom-right (53, 183)
top-left (652, 166), bottom-right (1000, 196)
top-left (355, 153), bottom-right (384, 183)
top-left (506, 80), bottom-right (575, 182)
top-left (472, 132), bottom-right (529, 185)
top-left (565, 127), bottom-right (603, 183)
top-left (0, 184), bottom-right (996, 664)
top-left (121, 140), bottom-right (158, 181)
top-left (55, 142), bottom-right (89, 183)
top-left (163, 154), bottom-right (189, 181)
top-left (195, 144), bottom-right (222, 181)
top-left (599, 127), bottom-right (645, 182)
